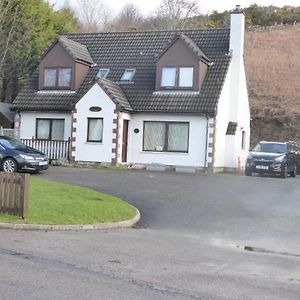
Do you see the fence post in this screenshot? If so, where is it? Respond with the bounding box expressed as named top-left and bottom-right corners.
top-left (21, 174), bottom-right (30, 220)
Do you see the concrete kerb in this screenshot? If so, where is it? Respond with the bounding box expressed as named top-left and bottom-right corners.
top-left (0, 206), bottom-right (141, 231)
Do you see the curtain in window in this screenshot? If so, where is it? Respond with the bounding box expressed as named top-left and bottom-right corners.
top-left (44, 69), bottom-right (56, 87)
top-left (168, 123), bottom-right (189, 152)
top-left (161, 68), bottom-right (176, 87)
top-left (179, 68), bottom-right (193, 87)
top-left (52, 120), bottom-right (65, 140)
top-left (144, 122), bottom-right (166, 151)
top-left (37, 120), bottom-right (50, 139)
top-left (88, 119), bottom-right (103, 142)
top-left (58, 69), bottom-right (71, 87)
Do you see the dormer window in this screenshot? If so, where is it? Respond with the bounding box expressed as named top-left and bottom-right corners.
top-left (44, 67), bottom-right (72, 89)
top-left (179, 67), bottom-right (193, 87)
top-left (121, 69), bottom-right (136, 82)
top-left (97, 68), bottom-right (110, 79)
top-left (161, 67), bottom-right (194, 89)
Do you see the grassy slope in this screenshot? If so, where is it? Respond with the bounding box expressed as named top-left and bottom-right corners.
top-left (244, 24), bottom-right (300, 145)
top-left (0, 178), bottom-right (136, 224)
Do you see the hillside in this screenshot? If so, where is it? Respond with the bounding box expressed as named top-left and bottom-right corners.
top-left (244, 24), bottom-right (300, 145)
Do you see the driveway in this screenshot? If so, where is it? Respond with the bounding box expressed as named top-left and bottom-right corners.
top-left (41, 166), bottom-right (300, 252)
top-left (0, 167), bottom-right (299, 300)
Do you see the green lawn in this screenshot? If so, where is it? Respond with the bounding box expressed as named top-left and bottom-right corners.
top-left (0, 178), bottom-right (136, 225)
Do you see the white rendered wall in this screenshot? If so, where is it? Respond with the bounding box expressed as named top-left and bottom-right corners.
top-left (128, 114), bottom-right (208, 167)
top-left (18, 111), bottom-right (71, 140)
top-left (214, 67), bottom-right (232, 168)
top-left (74, 83), bottom-right (116, 163)
top-left (222, 11), bottom-right (250, 169)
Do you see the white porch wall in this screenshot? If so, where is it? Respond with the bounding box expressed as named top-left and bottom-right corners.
top-left (214, 67), bottom-right (231, 168)
top-left (74, 83), bottom-right (116, 163)
top-left (18, 111), bottom-right (71, 140)
top-left (128, 114), bottom-right (208, 167)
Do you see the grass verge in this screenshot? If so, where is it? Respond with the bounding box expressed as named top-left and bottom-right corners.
top-left (0, 178), bottom-right (136, 225)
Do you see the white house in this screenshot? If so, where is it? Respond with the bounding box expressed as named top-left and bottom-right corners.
top-left (12, 6), bottom-right (250, 172)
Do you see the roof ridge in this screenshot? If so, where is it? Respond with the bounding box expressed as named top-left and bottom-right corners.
top-left (64, 27), bottom-right (230, 36)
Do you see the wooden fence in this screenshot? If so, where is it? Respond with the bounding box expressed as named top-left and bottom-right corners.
top-left (0, 173), bottom-right (30, 219)
top-left (21, 138), bottom-right (70, 161)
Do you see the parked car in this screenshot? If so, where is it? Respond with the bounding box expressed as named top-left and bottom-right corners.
top-left (0, 136), bottom-right (48, 173)
top-left (245, 141), bottom-right (298, 178)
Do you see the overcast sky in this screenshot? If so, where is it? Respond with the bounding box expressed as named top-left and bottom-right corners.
top-left (50, 0), bottom-right (300, 16)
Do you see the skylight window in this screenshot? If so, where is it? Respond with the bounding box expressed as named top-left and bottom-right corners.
top-left (121, 69), bottom-right (136, 81)
top-left (97, 68), bottom-right (110, 79)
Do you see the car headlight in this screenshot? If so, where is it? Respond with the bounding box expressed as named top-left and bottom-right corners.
top-left (246, 155), bottom-right (253, 162)
top-left (274, 155), bottom-right (285, 162)
top-left (19, 154), bottom-right (35, 160)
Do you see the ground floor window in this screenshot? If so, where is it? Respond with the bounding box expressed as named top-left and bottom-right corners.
top-left (143, 121), bottom-right (189, 152)
top-left (87, 118), bottom-right (103, 142)
top-left (36, 119), bottom-right (65, 140)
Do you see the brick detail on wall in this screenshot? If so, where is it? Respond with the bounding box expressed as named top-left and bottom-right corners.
top-left (207, 117), bottom-right (216, 167)
top-left (111, 110), bottom-right (119, 164)
top-left (70, 110), bottom-right (77, 161)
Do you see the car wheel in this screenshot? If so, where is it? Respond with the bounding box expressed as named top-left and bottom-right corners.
top-left (2, 158), bottom-right (18, 173)
top-left (280, 164), bottom-right (288, 179)
top-left (245, 170), bottom-right (252, 176)
top-left (290, 165), bottom-right (297, 178)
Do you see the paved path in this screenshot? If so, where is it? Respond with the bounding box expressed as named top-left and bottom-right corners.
top-left (0, 167), bottom-right (299, 299)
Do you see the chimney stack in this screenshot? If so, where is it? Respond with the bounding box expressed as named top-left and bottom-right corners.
top-left (229, 5), bottom-right (245, 59)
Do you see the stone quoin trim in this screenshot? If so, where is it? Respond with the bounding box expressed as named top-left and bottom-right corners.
top-left (207, 117), bottom-right (216, 168)
top-left (70, 109), bottom-right (77, 161)
top-left (111, 109), bottom-right (119, 164)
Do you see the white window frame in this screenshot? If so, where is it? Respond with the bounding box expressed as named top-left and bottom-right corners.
top-left (121, 69), bottom-right (136, 81)
top-left (97, 68), bottom-right (110, 79)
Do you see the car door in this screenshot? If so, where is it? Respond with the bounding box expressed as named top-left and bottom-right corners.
top-left (0, 144), bottom-right (6, 167)
top-left (286, 143), bottom-right (295, 172)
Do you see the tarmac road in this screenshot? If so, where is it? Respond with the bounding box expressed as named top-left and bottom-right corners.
top-left (0, 167), bottom-right (299, 299)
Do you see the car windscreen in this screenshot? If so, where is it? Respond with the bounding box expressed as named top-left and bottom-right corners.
top-left (0, 138), bottom-right (27, 150)
top-left (253, 143), bottom-right (286, 154)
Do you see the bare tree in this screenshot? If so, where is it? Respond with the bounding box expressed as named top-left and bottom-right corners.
top-left (108, 3), bottom-right (143, 31)
top-left (73, 0), bottom-right (110, 31)
top-left (154, 0), bottom-right (199, 29)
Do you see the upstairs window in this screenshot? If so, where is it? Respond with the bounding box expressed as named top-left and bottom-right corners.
top-left (161, 67), bottom-right (194, 89)
top-left (161, 67), bottom-right (176, 87)
top-left (97, 68), bottom-right (110, 79)
top-left (120, 69), bottom-right (136, 82)
top-left (44, 67), bottom-right (72, 88)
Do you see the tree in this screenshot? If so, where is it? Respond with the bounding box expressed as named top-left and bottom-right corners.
top-left (105, 3), bottom-right (143, 31)
top-left (152, 0), bottom-right (199, 30)
top-left (0, 0), bottom-right (80, 102)
top-left (73, 0), bottom-right (110, 32)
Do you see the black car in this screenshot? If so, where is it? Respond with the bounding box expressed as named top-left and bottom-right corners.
top-left (0, 136), bottom-right (48, 173)
top-left (245, 141), bottom-right (298, 178)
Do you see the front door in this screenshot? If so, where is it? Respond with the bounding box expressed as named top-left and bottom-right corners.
top-left (122, 120), bottom-right (129, 163)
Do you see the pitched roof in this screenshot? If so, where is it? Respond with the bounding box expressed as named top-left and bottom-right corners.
top-left (97, 79), bottom-right (132, 111)
top-left (13, 28), bottom-right (231, 115)
top-left (156, 33), bottom-right (210, 63)
top-left (41, 36), bottom-right (94, 65)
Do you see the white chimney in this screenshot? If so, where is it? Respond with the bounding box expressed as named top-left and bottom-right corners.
top-left (229, 5), bottom-right (245, 59)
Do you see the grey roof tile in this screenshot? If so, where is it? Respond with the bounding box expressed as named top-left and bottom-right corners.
top-left (13, 28), bottom-right (231, 115)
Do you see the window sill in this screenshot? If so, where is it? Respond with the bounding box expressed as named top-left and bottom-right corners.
top-left (141, 151), bottom-right (188, 155)
top-left (85, 142), bottom-right (103, 145)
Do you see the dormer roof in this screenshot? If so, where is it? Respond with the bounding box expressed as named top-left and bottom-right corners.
top-left (156, 33), bottom-right (210, 64)
top-left (41, 36), bottom-right (94, 65)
